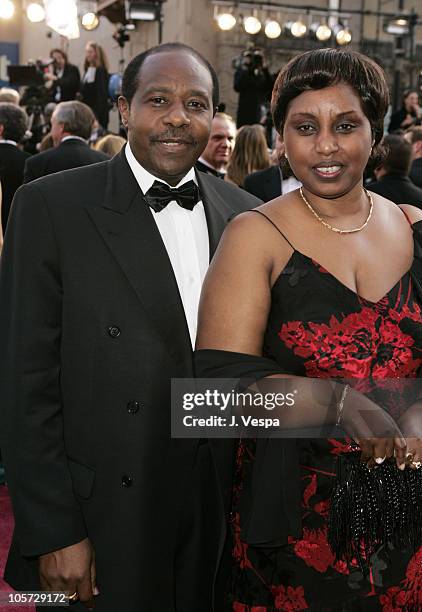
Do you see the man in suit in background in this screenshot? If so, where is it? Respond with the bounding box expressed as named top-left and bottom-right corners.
top-left (405, 126), bottom-right (422, 189)
top-left (244, 132), bottom-right (283, 201)
top-left (0, 103), bottom-right (30, 234)
top-left (24, 101), bottom-right (108, 183)
top-left (195, 112), bottom-right (236, 178)
top-left (367, 134), bottom-right (422, 207)
top-left (0, 43), bottom-right (260, 612)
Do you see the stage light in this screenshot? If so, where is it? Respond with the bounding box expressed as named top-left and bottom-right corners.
top-left (316, 23), bottom-right (332, 41)
top-left (244, 15), bottom-right (261, 35)
top-left (0, 0), bottom-right (15, 19)
top-left (335, 25), bottom-right (352, 45)
top-left (383, 15), bottom-right (412, 36)
top-left (265, 19), bottom-right (281, 39)
top-left (286, 19), bottom-right (307, 38)
top-left (81, 11), bottom-right (99, 30)
top-left (216, 12), bottom-right (236, 31)
top-left (26, 2), bottom-right (45, 22)
top-left (45, 0), bottom-right (79, 38)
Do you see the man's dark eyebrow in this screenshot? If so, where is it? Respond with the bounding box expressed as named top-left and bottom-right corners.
top-left (141, 85), bottom-right (210, 100)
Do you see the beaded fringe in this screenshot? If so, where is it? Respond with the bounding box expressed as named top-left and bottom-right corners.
top-left (328, 453), bottom-right (422, 572)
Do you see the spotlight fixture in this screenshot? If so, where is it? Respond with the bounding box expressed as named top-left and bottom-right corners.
top-left (243, 15), bottom-right (261, 35)
top-left (0, 0), bottom-right (15, 19)
top-left (44, 0), bottom-right (79, 38)
top-left (126, 2), bottom-right (160, 21)
top-left (335, 25), bottom-right (352, 45)
top-left (216, 12), bottom-right (236, 31)
top-left (26, 2), bottom-right (45, 22)
top-left (383, 15), bottom-right (413, 36)
top-left (81, 11), bottom-right (99, 30)
top-left (286, 19), bottom-right (307, 38)
top-left (311, 23), bottom-right (332, 42)
top-left (265, 19), bottom-right (281, 39)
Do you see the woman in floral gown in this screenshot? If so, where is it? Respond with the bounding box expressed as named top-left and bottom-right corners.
top-left (195, 49), bottom-right (422, 610)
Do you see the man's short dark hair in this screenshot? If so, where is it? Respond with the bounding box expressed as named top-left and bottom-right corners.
top-left (406, 126), bottom-right (422, 144)
top-left (381, 134), bottom-right (412, 175)
top-left (271, 48), bottom-right (389, 148)
top-left (53, 101), bottom-right (95, 140)
top-left (0, 103), bottom-right (28, 142)
top-left (121, 43), bottom-right (219, 110)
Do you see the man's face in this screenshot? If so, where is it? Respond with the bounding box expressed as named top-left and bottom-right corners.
top-left (118, 51), bottom-right (214, 186)
top-left (201, 116), bottom-right (236, 171)
top-left (50, 112), bottom-right (64, 147)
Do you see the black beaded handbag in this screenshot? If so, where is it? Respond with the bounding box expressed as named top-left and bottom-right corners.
top-left (328, 451), bottom-right (422, 572)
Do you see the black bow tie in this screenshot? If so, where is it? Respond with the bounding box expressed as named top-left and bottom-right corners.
top-left (144, 180), bottom-right (201, 213)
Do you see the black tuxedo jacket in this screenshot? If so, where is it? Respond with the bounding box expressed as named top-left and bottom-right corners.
top-left (24, 138), bottom-right (108, 183)
top-left (244, 165), bottom-right (282, 202)
top-left (410, 158), bottom-right (422, 189)
top-left (52, 63), bottom-right (80, 101)
top-left (0, 143), bottom-right (30, 233)
top-left (0, 150), bottom-right (261, 611)
top-left (367, 174), bottom-right (422, 208)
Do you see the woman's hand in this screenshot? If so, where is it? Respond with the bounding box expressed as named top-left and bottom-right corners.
top-left (356, 437), bottom-right (407, 470)
top-left (340, 386), bottom-right (407, 468)
top-left (398, 401), bottom-right (422, 470)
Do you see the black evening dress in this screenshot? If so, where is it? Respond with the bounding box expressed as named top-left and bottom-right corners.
top-left (197, 212), bottom-right (422, 611)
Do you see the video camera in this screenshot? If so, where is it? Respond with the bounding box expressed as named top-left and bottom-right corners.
top-left (232, 47), bottom-right (265, 72)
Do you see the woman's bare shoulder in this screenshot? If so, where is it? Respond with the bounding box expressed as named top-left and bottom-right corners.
top-left (398, 204), bottom-right (422, 225)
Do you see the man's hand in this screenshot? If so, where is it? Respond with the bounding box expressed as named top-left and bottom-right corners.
top-left (39, 538), bottom-right (97, 609)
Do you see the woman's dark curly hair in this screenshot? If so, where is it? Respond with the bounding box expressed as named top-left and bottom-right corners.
top-left (271, 48), bottom-right (389, 149)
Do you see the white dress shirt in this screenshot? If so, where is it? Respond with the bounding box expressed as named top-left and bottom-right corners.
top-left (125, 143), bottom-right (209, 347)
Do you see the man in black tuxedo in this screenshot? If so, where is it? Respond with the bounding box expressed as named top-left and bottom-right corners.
top-left (244, 165), bottom-right (282, 201)
top-left (44, 49), bottom-right (80, 103)
top-left (367, 134), bottom-right (422, 207)
top-left (24, 101), bottom-right (108, 183)
top-left (195, 112), bottom-right (236, 178)
top-left (0, 103), bottom-right (30, 233)
top-left (244, 132), bottom-right (283, 201)
top-left (0, 43), bottom-right (260, 612)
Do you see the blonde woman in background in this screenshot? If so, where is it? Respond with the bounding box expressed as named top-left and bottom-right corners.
top-left (81, 42), bottom-right (110, 130)
top-left (226, 124), bottom-right (270, 187)
top-left (94, 134), bottom-right (126, 157)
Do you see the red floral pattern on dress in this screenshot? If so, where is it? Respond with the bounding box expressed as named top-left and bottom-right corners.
top-left (270, 584), bottom-right (308, 610)
top-left (279, 305), bottom-right (422, 385)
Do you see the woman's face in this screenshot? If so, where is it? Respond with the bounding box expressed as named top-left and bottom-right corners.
top-left (404, 92), bottom-right (419, 110)
top-left (282, 82), bottom-right (373, 199)
top-left (85, 45), bottom-right (97, 64)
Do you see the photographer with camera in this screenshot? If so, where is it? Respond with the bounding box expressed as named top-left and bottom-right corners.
top-left (44, 49), bottom-right (80, 103)
top-left (234, 48), bottom-right (273, 128)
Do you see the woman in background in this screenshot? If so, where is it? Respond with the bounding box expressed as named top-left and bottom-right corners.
top-left (226, 124), bottom-right (270, 187)
top-left (94, 134), bottom-right (126, 157)
top-left (80, 42), bottom-right (110, 130)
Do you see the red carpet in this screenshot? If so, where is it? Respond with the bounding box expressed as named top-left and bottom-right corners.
top-left (0, 485), bottom-right (34, 612)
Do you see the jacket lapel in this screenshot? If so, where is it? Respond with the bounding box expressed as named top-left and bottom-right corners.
top-left (86, 151), bottom-right (192, 368)
top-left (196, 170), bottom-right (237, 260)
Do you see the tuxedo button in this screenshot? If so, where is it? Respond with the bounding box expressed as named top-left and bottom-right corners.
top-left (121, 475), bottom-right (133, 487)
top-left (127, 401), bottom-right (140, 414)
top-left (108, 325), bottom-right (121, 338)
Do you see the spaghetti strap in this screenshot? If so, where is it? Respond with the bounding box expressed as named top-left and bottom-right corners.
top-left (399, 207), bottom-right (413, 227)
top-left (249, 209), bottom-right (296, 250)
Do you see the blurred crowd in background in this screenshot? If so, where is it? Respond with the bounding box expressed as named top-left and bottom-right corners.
top-left (1, 41), bottom-right (422, 264)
